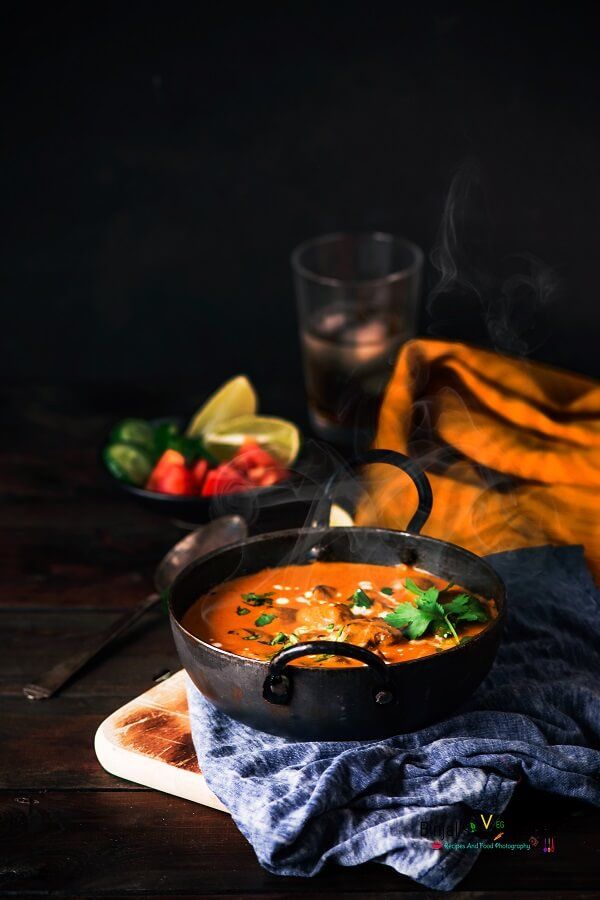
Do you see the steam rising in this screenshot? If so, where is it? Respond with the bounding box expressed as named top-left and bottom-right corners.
top-left (429, 159), bottom-right (491, 314)
top-left (202, 165), bottom-right (563, 563)
top-left (428, 161), bottom-right (562, 356)
top-left (204, 440), bottom-right (409, 570)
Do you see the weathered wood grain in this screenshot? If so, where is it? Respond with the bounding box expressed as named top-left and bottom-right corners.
top-left (0, 519), bottom-right (179, 610)
top-left (1, 384), bottom-right (599, 896)
top-left (0, 697), bottom-right (150, 789)
top-left (1, 610), bottom-right (178, 697)
top-left (0, 789), bottom-right (598, 896)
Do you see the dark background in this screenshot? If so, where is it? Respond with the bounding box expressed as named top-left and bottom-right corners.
top-left (3, 1), bottom-right (600, 407)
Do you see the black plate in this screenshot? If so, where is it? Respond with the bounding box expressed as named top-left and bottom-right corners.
top-left (101, 417), bottom-right (331, 530)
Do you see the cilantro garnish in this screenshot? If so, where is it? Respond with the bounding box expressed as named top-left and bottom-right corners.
top-left (270, 631), bottom-right (299, 651)
top-left (351, 588), bottom-right (373, 609)
top-left (255, 612), bottom-right (276, 627)
top-left (270, 631), bottom-right (288, 645)
top-left (236, 606), bottom-right (250, 616)
top-left (380, 586), bottom-right (394, 595)
top-left (237, 627), bottom-right (272, 644)
top-left (241, 592), bottom-right (274, 607)
top-left (384, 601), bottom-right (440, 640)
top-left (404, 578), bottom-right (441, 601)
top-left (384, 579), bottom-right (487, 644)
top-left (444, 593), bottom-right (489, 623)
top-left (322, 624), bottom-right (347, 641)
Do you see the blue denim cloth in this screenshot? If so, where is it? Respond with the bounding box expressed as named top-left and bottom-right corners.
top-left (187, 545), bottom-right (600, 891)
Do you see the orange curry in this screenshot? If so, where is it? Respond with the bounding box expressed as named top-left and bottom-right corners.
top-left (182, 561), bottom-right (497, 668)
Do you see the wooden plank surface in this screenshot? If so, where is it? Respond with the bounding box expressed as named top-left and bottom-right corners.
top-left (1, 383), bottom-right (599, 897)
top-left (1, 610), bottom-right (179, 696)
top-left (1, 789), bottom-right (598, 897)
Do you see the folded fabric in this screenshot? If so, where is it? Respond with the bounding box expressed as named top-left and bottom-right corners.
top-left (187, 545), bottom-right (600, 891)
top-left (356, 339), bottom-right (600, 580)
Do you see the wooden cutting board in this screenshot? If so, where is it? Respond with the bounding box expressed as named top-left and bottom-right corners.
top-left (94, 669), bottom-right (228, 812)
top-left (95, 506), bottom-right (355, 809)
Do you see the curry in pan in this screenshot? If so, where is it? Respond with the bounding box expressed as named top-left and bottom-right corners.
top-left (182, 560), bottom-right (498, 667)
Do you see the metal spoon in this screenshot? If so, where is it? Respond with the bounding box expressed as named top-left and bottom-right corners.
top-left (23, 515), bottom-right (247, 700)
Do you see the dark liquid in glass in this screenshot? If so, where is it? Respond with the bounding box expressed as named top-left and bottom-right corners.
top-left (300, 302), bottom-right (410, 445)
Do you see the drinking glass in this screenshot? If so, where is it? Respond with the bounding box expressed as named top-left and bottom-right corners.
top-left (291, 232), bottom-right (423, 446)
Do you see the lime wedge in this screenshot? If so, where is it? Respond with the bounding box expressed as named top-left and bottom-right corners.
top-left (330, 504), bottom-right (354, 527)
top-left (186, 376), bottom-right (257, 438)
top-left (204, 415), bottom-right (301, 465)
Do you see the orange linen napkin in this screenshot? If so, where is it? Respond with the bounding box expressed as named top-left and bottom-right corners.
top-left (356, 339), bottom-right (600, 580)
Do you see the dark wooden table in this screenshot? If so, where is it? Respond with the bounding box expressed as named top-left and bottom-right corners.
top-left (1, 383), bottom-right (598, 898)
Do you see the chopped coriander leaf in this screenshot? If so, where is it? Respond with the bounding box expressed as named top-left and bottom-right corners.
top-left (404, 577), bottom-right (424, 595)
top-left (241, 591), bottom-right (274, 607)
top-left (270, 631), bottom-right (288, 645)
top-left (351, 588), bottom-right (373, 608)
top-left (384, 602), bottom-right (436, 639)
top-left (384, 582), bottom-right (460, 644)
top-left (380, 586), bottom-right (394, 595)
top-left (236, 606), bottom-right (250, 616)
top-left (255, 612), bottom-right (276, 627)
top-left (419, 596), bottom-right (459, 644)
top-left (444, 593), bottom-right (489, 623)
top-left (166, 433), bottom-right (214, 465)
top-left (229, 627), bottom-right (272, 644)
top-left (404, 578), bottom-right (440, 604)
top-left (434, 622), bottom-right (453, 638)
top-left (325, 623), bottom-right (335, 631)
top-left (401, 579), bottom-right (491, 644)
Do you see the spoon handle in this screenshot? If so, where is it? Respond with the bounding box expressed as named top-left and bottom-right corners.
top-left (22, 592), bottom-right (162, 700)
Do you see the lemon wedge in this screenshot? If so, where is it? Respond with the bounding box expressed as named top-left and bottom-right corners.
top-left (204, 414), bottom-right (301, 466)
top-left (329, 504), bottom-right (354, 527)
top-left (186, 376), bottom-right (257, 438)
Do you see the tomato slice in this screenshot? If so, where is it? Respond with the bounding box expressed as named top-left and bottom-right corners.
top-left (153, 465), bottom-right (196, 495)
top-left (231, 440), bottom-right (281, 474)
top-left (147, 449), bottom-right (188, 492)
top-left (232, 440), bottom-right (289, 485)
top-left (197, 441), bottom-right (291, 496)
top-left (155, 449), bottom-right (186, 470)
top-left (191, 458), bottom-right (209, 490)
top-left (201, 463), bottom-right (249, 496)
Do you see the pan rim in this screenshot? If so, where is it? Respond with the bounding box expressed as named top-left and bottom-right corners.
top-left (168, 525), bottom-right (507, 672)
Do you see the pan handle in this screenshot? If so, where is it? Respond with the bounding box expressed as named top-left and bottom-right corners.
top-left (312, 448), bottom-right (433, 535)
top-left (262, 640), bottom-right (396, 707)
